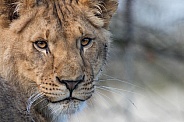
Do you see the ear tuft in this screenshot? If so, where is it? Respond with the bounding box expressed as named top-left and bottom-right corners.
top-left (98, 0), bottom-right (118, 28)
top-left (80, 0), bottom-right (118, 28)
top-left (0, 0), bottom-right (47, 27)
top-left (0, 0), bottom-right (20, 27)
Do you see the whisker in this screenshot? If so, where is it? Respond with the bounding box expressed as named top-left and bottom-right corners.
top-left (97, 79), bottom-right (143, 89)
top-left (96, 85), bottom-right (144, 97)
top-left (50, 106), bottom-right (61, 117)
top-left (96, 90), bottom-right (113, 102)
top-left (95, 91), bottom-right (111, 106)
top-left (27, 92), bottom-right (44, 114)
top-left (33, 97), bottom-right (46, 108)
top-left (96, 86), bottom-right (138, 109)
top-left (99, 74), bottom-right (144, 89)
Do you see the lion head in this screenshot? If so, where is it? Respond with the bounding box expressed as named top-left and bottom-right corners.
top-left (0, 0), bottom-right (117, 121)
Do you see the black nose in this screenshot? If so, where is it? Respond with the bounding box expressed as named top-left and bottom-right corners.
top-left (56, 76), bottom-right (84, 91)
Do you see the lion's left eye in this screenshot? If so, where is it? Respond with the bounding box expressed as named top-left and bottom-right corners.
top-left (81, 38), bottom-right (92, 47)
top-left (34, 40), bottom-right (48, 49)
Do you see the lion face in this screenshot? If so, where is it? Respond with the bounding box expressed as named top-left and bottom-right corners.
top-left (0, 0), bottom-right (117, 120)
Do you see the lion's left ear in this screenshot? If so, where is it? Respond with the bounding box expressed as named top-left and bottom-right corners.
top-left (101, 0), bottom-right (118, 28)
top-left (79, 0), bottom-right (118, 28)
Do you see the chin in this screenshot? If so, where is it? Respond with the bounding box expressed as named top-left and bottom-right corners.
top-left (50, 99), bottom-right (86, 114)
top-left (37, 99), bottom-right (87, 122)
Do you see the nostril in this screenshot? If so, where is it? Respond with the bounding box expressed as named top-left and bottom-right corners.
top-left (56, 76), bottom-right (62, 84)
top-left (76, 75), bottom-right (85, 82)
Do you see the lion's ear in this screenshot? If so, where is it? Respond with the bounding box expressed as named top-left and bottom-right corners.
top-left (0, 0), bottom-right (46, 27)
top-left (79, 0), bottom-right (118, 28)
top-left (100, 0), bottom-right (118, 28)
top-left (0, 0), bottom-right (20, 27)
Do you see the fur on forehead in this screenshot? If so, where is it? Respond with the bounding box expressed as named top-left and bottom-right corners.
top-left (0, 0), bottom-right (118, 28)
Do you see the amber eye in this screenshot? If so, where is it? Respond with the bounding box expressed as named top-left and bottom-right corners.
top-left (34, 40), bottom-right (48, 49)
top-left (81, 38), bottom-right (92, 47)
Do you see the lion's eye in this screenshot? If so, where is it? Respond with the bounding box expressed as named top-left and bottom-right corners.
top-left (81, 38), bottom-right (92, 47)
top-left (34, 40), bottom-right (48, 49)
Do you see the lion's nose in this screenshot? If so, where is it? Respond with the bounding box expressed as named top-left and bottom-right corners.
top-left (56, 75), bottom-right (84, 91)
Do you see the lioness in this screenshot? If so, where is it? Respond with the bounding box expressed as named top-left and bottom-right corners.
top-left (0, 0), bottom-right (118, 121)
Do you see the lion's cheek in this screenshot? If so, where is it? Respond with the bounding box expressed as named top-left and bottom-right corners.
top-left (16, 61), bottom-right (39, 83)
top-left (85, 47), bottom-right (106, 77)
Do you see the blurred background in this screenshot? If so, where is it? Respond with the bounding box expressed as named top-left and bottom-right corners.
top-left (71, 0), bottom-right (184, 122)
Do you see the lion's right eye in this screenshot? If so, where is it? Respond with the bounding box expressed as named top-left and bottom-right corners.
top-left (34, 40), bottom-right (48, 49)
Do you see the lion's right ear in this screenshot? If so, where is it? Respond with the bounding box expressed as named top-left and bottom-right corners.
top-left (0, 0), bottom-right (46, 28)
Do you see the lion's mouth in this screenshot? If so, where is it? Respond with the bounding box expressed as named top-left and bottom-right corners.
top-left (50, 97), bottom-right (85, 103)
top-left (48, 94), bottom-right (93, 104)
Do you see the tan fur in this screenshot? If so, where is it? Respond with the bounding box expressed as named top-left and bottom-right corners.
top-left (0, 0), bottom-right (117, 121)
